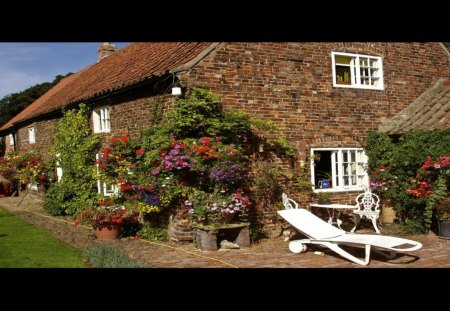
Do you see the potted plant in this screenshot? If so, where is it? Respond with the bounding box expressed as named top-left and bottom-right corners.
top-left (436, 197), bottom-right (450, 239)
top-left (76, 200), bottom-right (139, 240)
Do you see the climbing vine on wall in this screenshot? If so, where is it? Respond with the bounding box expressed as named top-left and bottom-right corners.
top-left (44, 104), bottom-right (100, 216)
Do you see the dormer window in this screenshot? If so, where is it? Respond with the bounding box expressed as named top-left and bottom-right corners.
top-left (93, 106), bottom-right (111, 133)
top-left (332, 52), bottom-right (384, 90)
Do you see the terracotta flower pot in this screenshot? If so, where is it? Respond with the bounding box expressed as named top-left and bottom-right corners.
top-left (93, 223), bottom-right (122, 240)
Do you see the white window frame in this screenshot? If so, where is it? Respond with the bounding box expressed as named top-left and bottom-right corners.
top-left (95, 153), bottom-right (116, 196)
top-left (28, 127), bottom-right (36, 144)
top-left (331, 51), bottom-right (384, 90)
top-left (56, 153), bottom-right (63, 182)
top-left (9, 133), bottom-right (14, 146)
top-left (92, 106), bottom-right (111, 133)
top-left (311, 148), bottom-right (368, 193)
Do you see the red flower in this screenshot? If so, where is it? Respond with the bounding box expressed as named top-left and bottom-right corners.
top-left (111, 137), bottom-right (119, 143)
top-left (120, 135), bottom-right (128, 143)
top-left (135, 149), bottom-right (145, 155)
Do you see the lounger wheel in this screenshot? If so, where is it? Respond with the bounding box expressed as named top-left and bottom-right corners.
top-left (289, 241), bottom-right (307, 253)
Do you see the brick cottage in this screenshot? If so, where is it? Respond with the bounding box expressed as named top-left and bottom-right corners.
top-left (0, 42), bottom-right (449, 239)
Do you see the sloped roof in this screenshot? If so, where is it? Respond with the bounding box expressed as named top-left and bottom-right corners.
top-left (379, 79), bottom-right (450, 134)
top-left (0, 42), bottom-right (213, 131)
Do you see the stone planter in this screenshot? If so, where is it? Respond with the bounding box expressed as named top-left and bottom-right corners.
top-left (438, 220), bottom-right (450, 239)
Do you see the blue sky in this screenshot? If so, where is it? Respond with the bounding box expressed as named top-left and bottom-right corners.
top-left (0, 42), bottom-right (130, 99)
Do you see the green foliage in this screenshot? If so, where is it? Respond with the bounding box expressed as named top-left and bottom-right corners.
top-left (0, 73), bottom-right (71, 127)
top-left (365, 130), bottom-right (450, 233)
top-left (254, 161), bottom-right (283, 210)
top-left (83, 244), bottom-right (149, 268)
top-left (44, 104), bottom-right (100, 216)
top-left (137, 226), bottom-right (168, 241)
top-left (291, 162), bottom-right (313, 190)
top-left (164, 88), bottom-right (252, 143)
top-left (316, 192), bottom-right (332, 203)
top-left (365, 132), bottom-right (394, 171)
top-left (250, 118), bottom-right (278, 132)
top-left (273, 137), bottom-right (295, 157)
top-left (248, 223), bottom-right (268, 244)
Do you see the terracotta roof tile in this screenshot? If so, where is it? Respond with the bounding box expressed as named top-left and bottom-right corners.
top-left (1, 42), bottom-right (212, 131)
top-left (379, 78), bottom-right (450, 134)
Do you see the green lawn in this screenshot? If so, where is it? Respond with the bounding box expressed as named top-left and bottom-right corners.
top-left (0, 208), bottom-right (88, 268)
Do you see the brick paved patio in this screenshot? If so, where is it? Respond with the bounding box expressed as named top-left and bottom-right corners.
top-left (1, 194), bottom-right (449, 268)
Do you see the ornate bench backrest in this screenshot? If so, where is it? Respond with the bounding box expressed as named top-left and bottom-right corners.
top-left (282, 193), bottom-right (299, 210)
top-left (354, 189), bottom-right (380, 213)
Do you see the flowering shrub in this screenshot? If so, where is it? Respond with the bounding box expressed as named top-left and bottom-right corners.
top-left (407, 156), bottom-right (450, 198)
top-left (365, 131), bottom-right (450, 233)
top-left (76, 199), bottom-right (139, 228)
top-left (0, 151), bottom-right (50, 186)
top-left (369, 165), bottom-right (390, 194)
top-left (185, 188), bottom-right (251, 225)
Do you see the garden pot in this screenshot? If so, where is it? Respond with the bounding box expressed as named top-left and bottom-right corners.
top-left (381, 204), bottom-right (396, 225)
top-left (438, 220), bottom-right (450, 239)
top-left (93, 223), bottom-right (122, 240)
top-left (220, 213), bottom-right (235, 224)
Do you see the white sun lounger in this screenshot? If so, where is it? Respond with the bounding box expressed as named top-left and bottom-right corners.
top-left (278, 196), bottom-right (422, 266)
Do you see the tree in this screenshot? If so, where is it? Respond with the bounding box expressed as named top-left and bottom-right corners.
top-left (0, 73), bottom-right (72, 127)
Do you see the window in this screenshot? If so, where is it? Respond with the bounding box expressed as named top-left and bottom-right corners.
top-left (9, 134), bottom-right (14, 146)
top-left (28, 127), bottom-right (36, 144)
top-left (311, 148), bottom-right (368, 192)
top-left (93, 107), bottom-right (111, 133)
top-left (95, 153), bottom-right (116, 196)
top-left (56, 153), bottom-right (63, 182)
top-left (332, 52), bottom-right (383, 90)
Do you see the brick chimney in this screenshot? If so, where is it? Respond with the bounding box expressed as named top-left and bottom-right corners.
top-left (98, 42), bottom-right (117, 61)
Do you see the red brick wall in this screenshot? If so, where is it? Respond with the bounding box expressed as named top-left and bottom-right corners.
top-left (1, 42), bottom-right (448, 230)
top-left (88, 89), bottom-right (171, 147)
top-left (179, 42), bottom-right (450, 214)
top-left (182, 42), bottom-right (449, 148)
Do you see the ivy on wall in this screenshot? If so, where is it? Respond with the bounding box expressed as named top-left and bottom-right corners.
top-left (44, 104), bottom-right (100, 216)
top-left (365, 130), bottom-right (450, 233)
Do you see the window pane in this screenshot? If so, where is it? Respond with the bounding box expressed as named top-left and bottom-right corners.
top-left (343, 176), bottom-right (349, 186)
top-left (335, 55), bottom-right (353, 85)
top-left (351, 163), bottom-right (356, 175)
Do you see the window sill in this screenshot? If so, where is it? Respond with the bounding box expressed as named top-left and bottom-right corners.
top-left (333, 83), bottom-right (384, 90)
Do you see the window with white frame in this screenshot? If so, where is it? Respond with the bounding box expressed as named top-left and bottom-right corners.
top-left (28, 127), bottom-right (36, 144)
top-left (332, 52), bottom-right (383, 90)
top-left (9, 133), bottom-right (14, 146)
top-left (95, 153), bottom-right (116, 196)
top-left (311, 148), bottom-right (368, 192)
top-left (92, 106), bottom-right (111, 133)
top-left (56, 153), bottom-right (63, 182)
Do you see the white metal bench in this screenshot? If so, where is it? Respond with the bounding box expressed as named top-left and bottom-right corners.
top-left (351, 188), bottom-right (381, 234)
